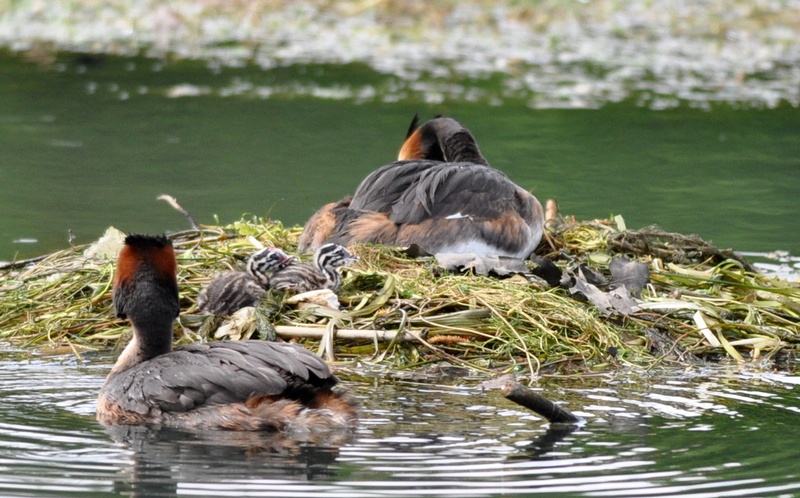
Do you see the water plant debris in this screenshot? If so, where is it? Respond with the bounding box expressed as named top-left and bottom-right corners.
top-left (0, 215), bottom-right (798, 376)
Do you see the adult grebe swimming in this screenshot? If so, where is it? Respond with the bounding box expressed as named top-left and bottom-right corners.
top-left (97, 234), bottom-right (356, 431)
top-left (298, 116), bottom-right (544, 259)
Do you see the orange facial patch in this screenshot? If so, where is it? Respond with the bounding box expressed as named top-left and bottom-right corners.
top-left (398, 128), bottom-right (426, 160)
top-left (113, 244), bottom-right (141, 289)
top-left (114, 238), bottom-right (177, 289)
top-left (149, 242), bottom-right (177, 284)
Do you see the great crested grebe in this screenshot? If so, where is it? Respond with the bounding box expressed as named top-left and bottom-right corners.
top-left (269, 243), bottom-right (358, 294)
top-left (97, 234), bottom-right (356, 431)
top-left (298, 116), bottom-right (544, 259)
top-left (196, 247), bottom-right (293, 315)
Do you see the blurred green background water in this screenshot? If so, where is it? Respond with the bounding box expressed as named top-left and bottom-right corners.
top-left (1, 52), bottom-right (798, 261)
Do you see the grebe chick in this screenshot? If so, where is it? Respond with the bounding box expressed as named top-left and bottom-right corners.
top-left (196, 247), bottom-right (292, 316)
top-left (270, 243), bottom-right (358, 294)
top-left (299, 116), bottom-right (544, 259)
top-left (98, 234), bottom-right (356, 431)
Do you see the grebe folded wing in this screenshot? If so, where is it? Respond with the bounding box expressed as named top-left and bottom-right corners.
top-left (388, 164), bottom-right (516, 223)
top-left (348, 159), bottom-right (441, 213)
top-left (326, 163), bottom-right (543, 257)
top-left (101, 341), bottom-right (336, 414)
top-left (386, 164), bottom-right (544, 257)
top-left (163, 347), bottom-right (288, 404)
top-left (216, 341), bottom-right (334, 385)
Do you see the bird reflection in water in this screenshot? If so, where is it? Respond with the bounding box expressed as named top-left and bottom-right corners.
top-left (104, 424), bottom-right (353, 496)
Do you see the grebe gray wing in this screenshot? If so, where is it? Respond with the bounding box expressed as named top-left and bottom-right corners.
top-left (390, 163), bottom-right (527, 224)
top-left (101, 341), bottom-right (335, 415)
top-left (349, 159), bottom-right (441, 213)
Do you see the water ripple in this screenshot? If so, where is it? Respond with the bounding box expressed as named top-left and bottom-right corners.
top-left (0, 355), bottom-right (799, 496)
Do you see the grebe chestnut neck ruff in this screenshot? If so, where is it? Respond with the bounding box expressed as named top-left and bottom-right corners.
top-left (97, 234), bottom-right (356, 431)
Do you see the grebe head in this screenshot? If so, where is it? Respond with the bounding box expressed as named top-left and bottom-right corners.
top-left (246, 247), bottom-right (294, 286)
top-left (398, 115), bottom-right (488, 165)
top-left (112, 234), bottom-right (180, 365)
top-left (315, 243), bottom-right (359, 271)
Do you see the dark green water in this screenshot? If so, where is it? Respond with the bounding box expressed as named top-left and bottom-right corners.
top-left (1, 52), bottom-right (798, 262)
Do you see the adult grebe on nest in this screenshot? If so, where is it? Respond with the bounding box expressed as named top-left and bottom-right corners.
top-left (97, 234), bottom-right (356, 431)
top-left (298, 116), bottom-right (544, 259)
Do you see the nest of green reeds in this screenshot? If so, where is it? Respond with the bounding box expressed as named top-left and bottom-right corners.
top-left (1, 214), bottom-right (798, 375)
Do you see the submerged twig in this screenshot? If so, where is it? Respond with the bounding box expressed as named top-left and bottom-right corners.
top-left (494, 375), bottom-right (580, 424)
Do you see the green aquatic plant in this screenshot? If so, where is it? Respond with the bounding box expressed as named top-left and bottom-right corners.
top-left (0, 215), bottom-right (797, 376)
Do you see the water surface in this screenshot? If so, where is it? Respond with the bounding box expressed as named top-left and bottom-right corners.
top-left (2, 5), bottom-right (799, 497)
top-left (1, 352), bottom-right (799, 497)
top-left (1, 52), bottom-right (799, 263)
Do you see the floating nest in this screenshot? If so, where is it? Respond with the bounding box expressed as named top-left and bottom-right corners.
top-left (1, 215), bottom-right (798, 376)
